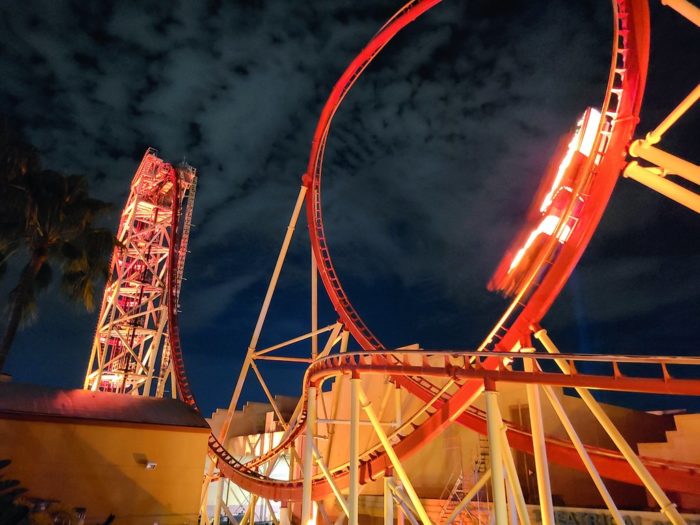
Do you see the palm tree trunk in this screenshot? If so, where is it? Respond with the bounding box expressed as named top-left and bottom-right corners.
top-left (0, 249), bottom-right (46, 372)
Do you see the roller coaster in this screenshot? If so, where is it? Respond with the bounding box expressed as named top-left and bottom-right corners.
top-left (86, 1), bottom-right (700, 524)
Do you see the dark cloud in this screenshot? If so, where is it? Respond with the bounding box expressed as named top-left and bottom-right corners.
top-left (0, 0), bottom-right (698, 413)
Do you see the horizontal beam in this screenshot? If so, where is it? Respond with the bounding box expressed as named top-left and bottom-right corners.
top-left (310, 362), bottom-right (700, 396)
top-left (317, 418), bottom-right (396, 426)
top-left (254, 356), bottom-right (313, 363)
top-left (255, 324), bottom-right (338, 357)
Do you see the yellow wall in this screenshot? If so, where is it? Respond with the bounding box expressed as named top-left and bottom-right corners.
top-left (0, 418), bottom-right (209, 524)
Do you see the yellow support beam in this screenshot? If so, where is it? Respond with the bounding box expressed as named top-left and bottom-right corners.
top-left (358, 383), bottom-right (433, 525)
top-left (629, 141), bottom-right (700, 186)
top-left (301, 386), bottom-right (317, 525)
top-left (534, 328), bottom-right (687, 525)
top-left (485, 384), bottom-right (508, 525)
top-left (624, 162), bottom-right (700, 214)
top-left (661, 0), bottom-right (700, 28)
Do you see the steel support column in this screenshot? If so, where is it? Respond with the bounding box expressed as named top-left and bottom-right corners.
top-left (302, 385), bottom-right (317, 525)
top-left (349, 376), bottom-right (361, 525)
top-left (213, 477), bottom-right (224, 525)
top-left (201, 185), bottom-right (309, 510)
top-left (280, 504), bottom-right (291, 525)
top-left (642, 82), bottom-right (700, 143)
top-left (628, 141), bottom-right (700, 186)
top-left (540, 384), bottom-right (625, 525)
top-left (534, 328), bottom-right (687, 525)
top-left (385, 469), bottom-right (395, 525)
top-left (311, 247), bottom-right (318, 359)
top-left (312, 443), bottom-right (349, 517)
top-left (484, 381), bottom-right (508, 525)
top-left (523, 353), bottom-right (554, 525)
top-left (358, 384), bottom-right (432, 525)
top-left (500, 427), bottom-right (530, 525)
top-left (661, 0), bottom-right (700, 26)
top-left (623, 162), bottom-right (700, 214)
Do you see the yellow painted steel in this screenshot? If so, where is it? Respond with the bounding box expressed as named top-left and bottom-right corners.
top-left (624, 161), bottom-right (700, 214)
top-left (311, 443), bottom-right (349, 518)
top-left (250, 360), bottom-right (289, 428)
top-left (523, 353), bottom-right (555, 525)
top-left (301, 385), bottom-right (317, 524)
top-left (629, 141), bottom-right (700, 186)
top-left (311, 247), bottom-right (319, 359)
top-left (661, 0), bottom-right (700, 28)
top-left (540, 384), bottom-right (626, 525)
top-left (349, 377), bottom-right (361, 525)
top-left (384, 474), bottom-right (395, 525)
top-left (534, 328), bottom-right (688, 525)
top-left (213, 478), bottom-right (224, 525)
top-left (255, 324), bottom-right (337, 357)
top-left (645, 83), bottom-right (700, 144)
top-left (358, 383), bottom-right (433, 525)
top-left (500, 426), bottom-right (531, 525)
top-left (485, 387), bottom-right (508, 525)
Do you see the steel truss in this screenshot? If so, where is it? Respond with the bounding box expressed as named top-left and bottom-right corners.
top-left (84, 148), bottom-right (197, 396)
top-left (74, 1), bottom-right (698, 524)
top-left (196, 1), bottom-right (700, 524)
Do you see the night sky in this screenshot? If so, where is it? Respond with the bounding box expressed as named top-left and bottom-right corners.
top-left (1, 1), bottom-right (698, 415)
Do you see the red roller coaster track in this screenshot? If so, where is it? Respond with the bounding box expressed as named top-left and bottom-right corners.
top-left (165, 0), bottom-right (700, 506)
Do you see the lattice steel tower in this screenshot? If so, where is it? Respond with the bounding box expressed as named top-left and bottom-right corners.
top-left (84, 148), bottom-right (197, 397)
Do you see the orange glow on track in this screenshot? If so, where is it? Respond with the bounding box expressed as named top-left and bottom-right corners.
top-left (539, 108), bottom-right (602, 213)
top-left (491, 107), bottom-right (602, 293)
top-left (508, 214), bottom-right (573, 273)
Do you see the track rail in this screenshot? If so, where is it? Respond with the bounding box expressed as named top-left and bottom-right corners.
top-left (208, 350), bottom-right (700, 501)
top-left (164, 0), bottom-right (700, 506)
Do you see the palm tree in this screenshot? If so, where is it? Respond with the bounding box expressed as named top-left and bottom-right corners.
top-left (0, 125), bottom-right (114, 372)
top-left (0, 121), bottom-right (40, 279)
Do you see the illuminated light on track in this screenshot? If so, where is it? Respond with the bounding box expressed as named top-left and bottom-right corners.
top-left (492, 107), bottom-right (602, 296)
top-left (539, 108), bottom-right (603, 214)
top-left (507, 214), bottom-right (574, 274)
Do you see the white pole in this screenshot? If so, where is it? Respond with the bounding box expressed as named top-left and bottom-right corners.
top-left (311, 443), bottom-right (349, 518)
top-left (644, 81), bottom-right (700, 144)
top-left (349, 376), bottom-right (361, 525)
top-left (279, 504), bottom-right (291, 525)
top-left (229, 185), bottom-right (308, 427)
top-left (534, 328), bottom-right (686, 525)
top-left (213, 477), bottom-right (224, 525)
top-left (500, 429), bottom-right (530, 525)
top-left (523, 352), bottom-right (554, 525)
top-left (311, 247), bottom-right (318, 359)
top-left (358, 385), bottom-right (432, 525)
top-left (385, 469), bottom-right (395, 525)
top-left (624, 161), bottom-right (700, 214)
top-left (505, 474), bottom-right (518, 525)
top-left (541, 384), bottom-right (625, 525)
top-left (302, 385), bottom-right (317, 525)
top-left (484, 382), bottom-right (508, 525)
top-left (201, 186), bottom-right (309, 509)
